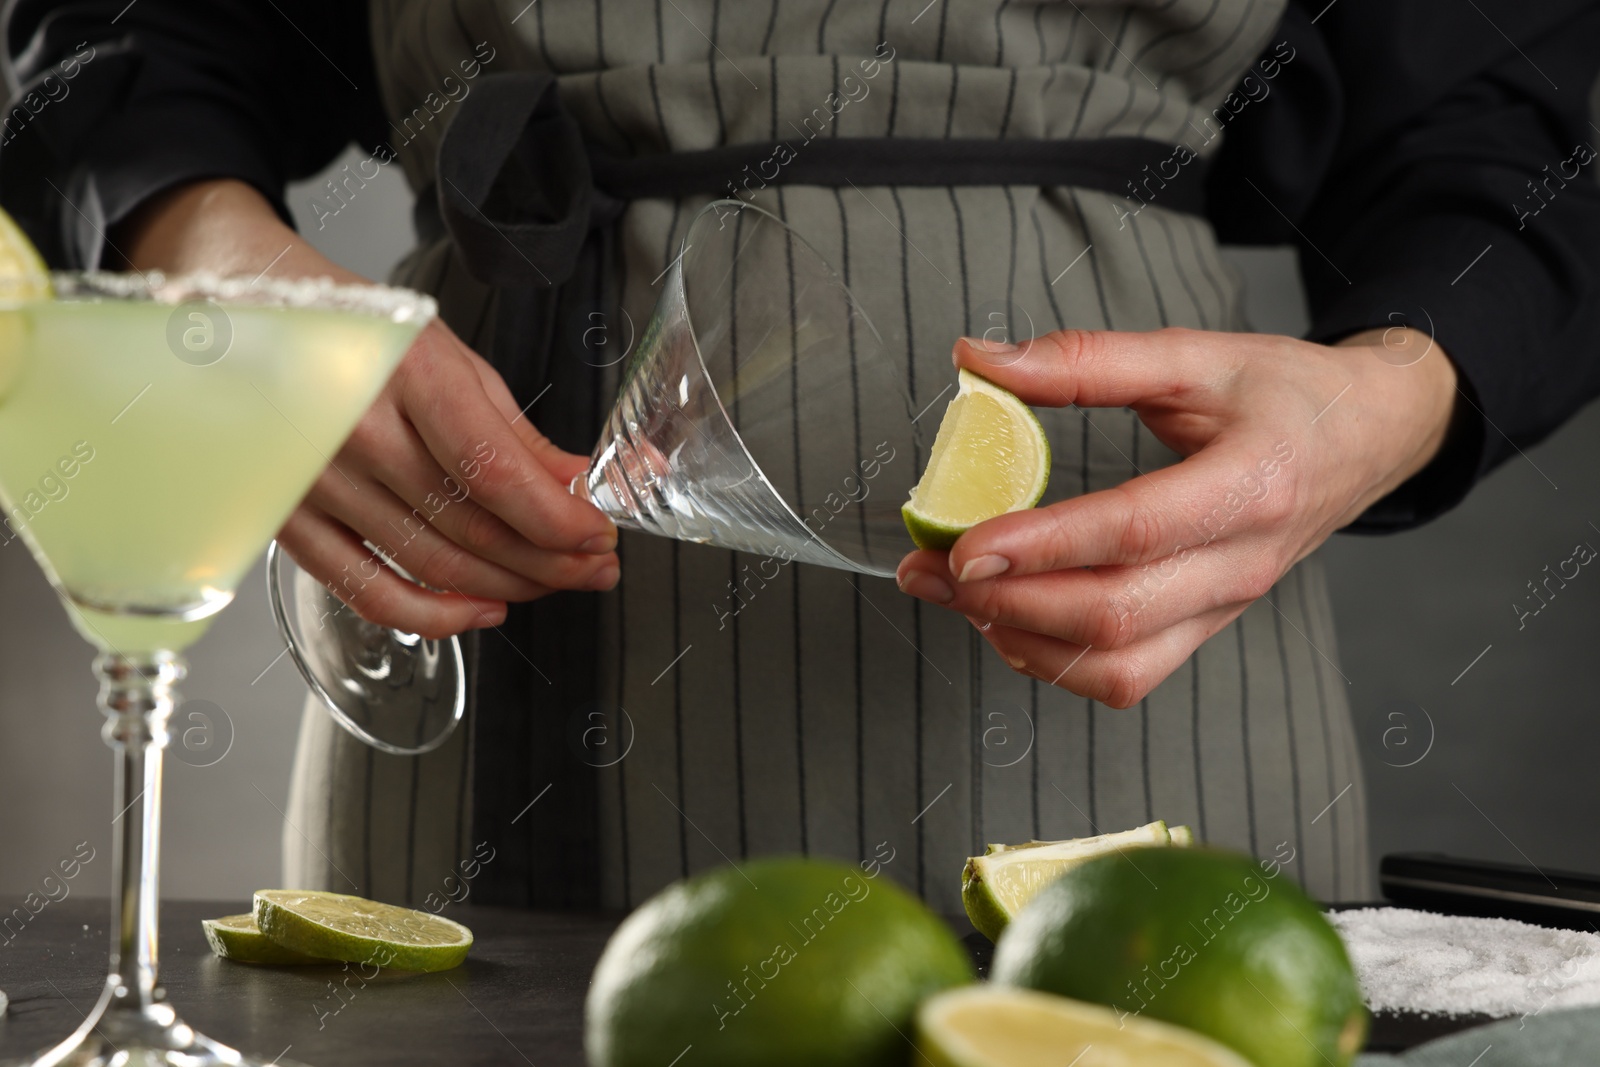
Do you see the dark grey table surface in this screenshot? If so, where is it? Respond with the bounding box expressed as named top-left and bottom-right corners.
top-left (0, 899), bottom-right (1487, 1065)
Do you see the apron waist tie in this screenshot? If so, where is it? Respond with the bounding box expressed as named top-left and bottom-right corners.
top-left (432, 70), bottom-right (1211, 290)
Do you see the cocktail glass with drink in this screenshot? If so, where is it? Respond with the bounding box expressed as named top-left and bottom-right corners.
top-left (0, 257), bottom-right (433, 1066)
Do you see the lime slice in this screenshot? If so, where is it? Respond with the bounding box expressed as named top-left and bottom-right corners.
top-left (916, 986), bottom-right (1254, 1067)
top-left (0, 207), bottom-right (50, 302)
top-left (1170, 824), bottom-right (1196, 846)
top-left (253, 889), bottom-right (472, 973)
top-left (202, 913), bottom-right (326, 965)
top-left (903, 368), bottom-right (1050, 551)
top-left (963, 821), bottom-right (1170, 941)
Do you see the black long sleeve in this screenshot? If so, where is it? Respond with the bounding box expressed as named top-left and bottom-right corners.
top-left (1210, 0), bottom-right (1600, 531)
top-left (1, 0), bottom-right (384, 268)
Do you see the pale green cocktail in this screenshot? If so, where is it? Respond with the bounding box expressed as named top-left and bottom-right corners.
top-left (0, 276), bottom-right (423, 653)
top-left (0, 268), bottom-right (433, 1067)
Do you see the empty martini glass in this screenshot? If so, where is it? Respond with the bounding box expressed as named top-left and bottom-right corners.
top-left (270, 199), bottom-right (927, 751)
top-left (0, 270), bottom-right (433, 1067)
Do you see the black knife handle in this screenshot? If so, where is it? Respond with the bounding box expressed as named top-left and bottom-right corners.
top-left (1379, 852), bottom-right (1600, 932)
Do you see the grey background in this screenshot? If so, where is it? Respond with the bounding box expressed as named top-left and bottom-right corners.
top-left (1, 148), bottom-right (1596, 902)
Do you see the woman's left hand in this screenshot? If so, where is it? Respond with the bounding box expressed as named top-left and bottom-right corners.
top-left (895, 325), bottom-right (1458, 707)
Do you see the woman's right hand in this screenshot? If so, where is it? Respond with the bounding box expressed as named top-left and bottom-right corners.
top-left (120, 179), bottom-right (619, 638)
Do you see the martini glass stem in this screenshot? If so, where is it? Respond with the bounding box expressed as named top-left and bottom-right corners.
top-left (94, 651), bottom-right (183, 1029)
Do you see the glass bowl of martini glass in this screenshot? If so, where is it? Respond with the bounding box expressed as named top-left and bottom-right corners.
top-left (0, 267), bottom-right (433, 1067)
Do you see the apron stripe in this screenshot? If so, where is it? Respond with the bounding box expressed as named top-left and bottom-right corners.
top-left (831, 188), bottom-right (869, 861)
top-left (1028, 678), bottom-right (1040, 837)
top-left (361, 744), bottom-right (374, 893)
top-left (1180, 0), bottom-right (1261, 88)
top-left (617, 537), bottom-right (632, 903)
top-left (1300, 566), bottom-right (1339, 897)
top-left (818, 0), bottom-right (839, 52)
top-left (762, 0), bottom-right (780, 55)
top-left (1141, 699), bottom-right (1155, 822)
top-left (1271, 587), bottom-right (1308, 887)
top-left (1138, 0), bottom-right (1223, 69)
top-left (1184, 212), bottom-right (1232, 326)
top-left (1099, 9), bottom-right (1135, 74)
top-left (1064, 189), bottom-right (1114, 327)
top-left (1237, 621), bottom-right (1259, 855)
top-left (1067, 69), bottom-right (1097, 139)
top-left (1156, 210), bottom-right (1210, 328)
top-left (1130, 211), bottom-right (1172, 329)
top-left (1191, 658), bottom-right (1207, 838)
top-left (1086, 700), bottom-right (1099, 828)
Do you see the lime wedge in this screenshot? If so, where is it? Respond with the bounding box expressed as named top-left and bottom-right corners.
top-left (963, 821), bottom-right (1170, 941)
top-left (0, 206), bottom-right (49, 402)
top-left (202, 913), bottom-right (325, 965)
top-left (916, 986), bottom-right (1254, 1067)
top-left (903, 368), bottom-right (1050, 551)
top-left (253, 889), bottom-right (472, 973)
top-left (0, 206), bottom-right (50, 302)
top-left (1170, 824), bottom-right (1196, 846)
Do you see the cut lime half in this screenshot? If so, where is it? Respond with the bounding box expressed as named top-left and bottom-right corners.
top-left (903, 369), bottom-right (1049, 551)
top-left (963, 821), bottom-right (1170, 941)
top-left (916, 986), bottom-right (1254, 1067)
top-left (202, 913), bottom-right (325, 965)
top-left (253, 889), bottom-right (472, 973)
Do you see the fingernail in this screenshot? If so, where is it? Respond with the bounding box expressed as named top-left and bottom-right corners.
top-left (965, 615), bottom-right (992, 633)
top-left (589, 564), bottom-right (620, 591)
top-left (477, 602), bottom-right (508, 628)
top-left (960, 335), bottom-right (1020, 355)
top-left (1005, 653), bottom-right (1026, 671)
top-left (898, 570), bottom-right (954, 604)
top-left (580, 532), bottom-right (617, 554)
top-left (958, 554), bottom-right (1011, 583)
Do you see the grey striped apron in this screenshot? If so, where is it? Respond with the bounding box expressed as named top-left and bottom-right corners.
top-left (284, 0), bottom-right (1371, 913)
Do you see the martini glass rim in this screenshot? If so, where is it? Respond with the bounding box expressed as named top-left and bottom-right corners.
top-left (6, 269), bottom-right (437, 324)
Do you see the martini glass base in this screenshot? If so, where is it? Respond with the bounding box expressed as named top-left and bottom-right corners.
top-left (2, 652), bottom-right (313, 1067)
top-left (6, 980), bottom-right (309, 1067)
top-left (265, 541), bottom-right (465, 757)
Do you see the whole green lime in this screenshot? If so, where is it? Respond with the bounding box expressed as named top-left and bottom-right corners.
top-left (991, 848), bottom-right (1366, 1067)
top-left (585, 857), bottom-right (974, 1067)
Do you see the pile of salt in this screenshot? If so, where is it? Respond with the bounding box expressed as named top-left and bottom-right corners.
top-left (1329, 907), bottom-right (1600, 1018)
